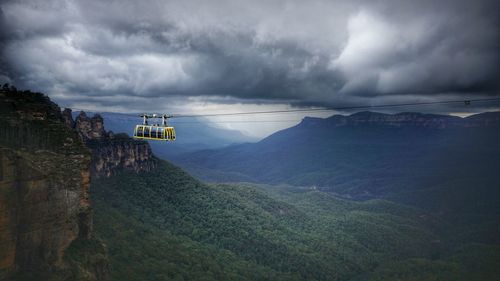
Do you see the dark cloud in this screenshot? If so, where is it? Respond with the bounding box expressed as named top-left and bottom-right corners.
top-left (0, 0), bottom-right (499, 112)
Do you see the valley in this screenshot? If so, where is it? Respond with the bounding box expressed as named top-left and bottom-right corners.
top-left (1, 87), bottom-right (499, 280)
top-left (90, 162), bottom-right (500, 280)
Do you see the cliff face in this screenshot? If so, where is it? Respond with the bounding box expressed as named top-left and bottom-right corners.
top-left (87, 137), bottom-right (156, 178)
top-left (0, 86), bottom-right (108, 280)
top-left (62, 109), bottom-right (157, 178)
top-left (302, 111), bottom-right (500, 129)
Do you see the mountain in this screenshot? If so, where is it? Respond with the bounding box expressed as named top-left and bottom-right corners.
top-left (174, 112), bottom-right (500, 201)
top-left (173, 111), bottom-right (500, 250)
top-left (0, 86), bottom-right (109, 280)
top-left (71, 111), bottom-right (257, 159)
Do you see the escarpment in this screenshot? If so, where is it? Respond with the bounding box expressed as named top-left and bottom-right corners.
top-left (62, 109), bottom-right (157, 178)
top-left (0, 85), bottom-right (108, 281)
top-left (301, 111), bottom-right (500, 129)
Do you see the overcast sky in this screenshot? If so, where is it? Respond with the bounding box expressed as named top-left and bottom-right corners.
top-left (1, 0), bottom-right (499, 136)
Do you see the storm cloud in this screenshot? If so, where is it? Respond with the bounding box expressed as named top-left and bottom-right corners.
top-left (1, 0), bottom-right (499, 113)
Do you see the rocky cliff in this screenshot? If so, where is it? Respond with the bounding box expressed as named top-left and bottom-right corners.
top-left (62, 109), bottom-right (157, 178)
top-left (302, 111), bottom-right (500, 129)
top-left (0, 85), bottom-right (108, 281)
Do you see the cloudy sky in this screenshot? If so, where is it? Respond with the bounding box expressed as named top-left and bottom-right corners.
top-left (1, 0), bottom-right (499, 136)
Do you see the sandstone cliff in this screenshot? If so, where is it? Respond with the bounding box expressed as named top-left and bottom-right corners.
top-left (62, 109), bottom-right (157, 178)
top-left (0, 85), bottom-right (108, 281)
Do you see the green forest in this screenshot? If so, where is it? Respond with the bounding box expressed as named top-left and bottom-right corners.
top-left (91, 161), bottom-right (500, 280)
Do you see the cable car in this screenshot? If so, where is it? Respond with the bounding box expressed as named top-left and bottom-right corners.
top-left (133, 114), bottom-right (176, 141)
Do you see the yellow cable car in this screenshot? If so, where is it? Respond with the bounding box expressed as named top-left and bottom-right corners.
top-left (133, 114), bottom-right (176, 141)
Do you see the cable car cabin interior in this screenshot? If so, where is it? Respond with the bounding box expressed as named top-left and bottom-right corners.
top-left (134, 125), bottom-right (176, 141)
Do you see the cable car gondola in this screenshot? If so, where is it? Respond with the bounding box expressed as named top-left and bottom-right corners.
top-left (133, 114), bottom-right (176, 141)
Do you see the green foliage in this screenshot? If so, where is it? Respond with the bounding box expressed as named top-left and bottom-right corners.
top-left (93, 199), bottom-right (291, 281)
top-left (358, 243), bottom-right (500, 281)
top-left (90, 160), bottom-right (499, 281)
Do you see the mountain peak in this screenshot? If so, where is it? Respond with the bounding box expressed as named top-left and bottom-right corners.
top-left (349, 111), bottom-right (388, 118)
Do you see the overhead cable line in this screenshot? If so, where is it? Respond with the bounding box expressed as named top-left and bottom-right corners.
top-left (171, 120), bottom-right (303, 124)
top-left (65, 97), bottom-right (500, 121)
top-left (171, 97), bottom-right (500, 118)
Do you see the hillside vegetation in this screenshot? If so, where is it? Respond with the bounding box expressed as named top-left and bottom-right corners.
top-left (91, 161), bottom-right (499, 280)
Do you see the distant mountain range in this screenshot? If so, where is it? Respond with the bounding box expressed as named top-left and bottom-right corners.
top-left (71, 111), bottom-right (258, 158)
top-left (173, 111), bottom-right (500, 216)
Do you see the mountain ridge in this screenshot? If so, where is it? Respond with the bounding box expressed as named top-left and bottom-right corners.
top-left (298, 111), bottom-right (500, 129)
top-left (173, 110), bottom-right (500, 221)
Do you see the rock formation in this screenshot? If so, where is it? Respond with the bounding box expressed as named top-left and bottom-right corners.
top-left (74, 112), bottom-right (107, 141)
top-left (63, 109), bottom-right (157, 178)
top-left (0, 85), bottom-right (108, 280)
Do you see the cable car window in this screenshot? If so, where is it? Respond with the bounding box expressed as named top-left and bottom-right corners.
top-left (151, 126), bottom-right (158, 138)
top-left (144, 126), bottom-right (150, 138)
top-left (158, 128), bottom-right (164, 139)
top-left (136, 126), bottom-right (144, 137)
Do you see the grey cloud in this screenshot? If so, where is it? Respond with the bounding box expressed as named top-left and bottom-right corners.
top-left (0, 0), bottom-right (499, 113)
top-left (331, 3), bottom-right (500, 97)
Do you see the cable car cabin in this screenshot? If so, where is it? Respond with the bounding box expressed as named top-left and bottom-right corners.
top-left (133, 125), bottom-right (176, 141)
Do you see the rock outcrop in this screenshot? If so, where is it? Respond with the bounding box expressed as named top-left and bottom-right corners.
top-left (75, 112), bottom-right (106, 141)
top-left (63, 109), bottom-right (157, 178)
top-left (86, 136), bottom-right (156, 178)
top-left (0, 85), bottom-right (108, 281)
